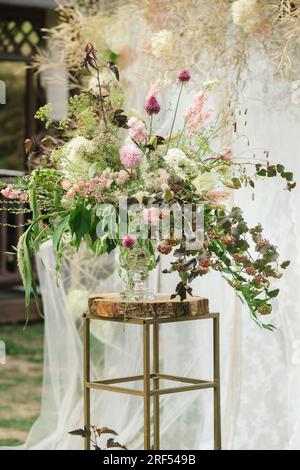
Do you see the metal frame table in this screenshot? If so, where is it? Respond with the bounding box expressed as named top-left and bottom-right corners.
top-left (83, 312), bottom-right (221, 450)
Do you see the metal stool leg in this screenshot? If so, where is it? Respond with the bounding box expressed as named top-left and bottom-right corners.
top-left (213, 315), bottom-right (222, 450)
top-left (153, 321), bottom-right (160, 450)
top-left (83, 315), bottom-right (91, 450)
top-left (143, 324), bottom-right (151, 450)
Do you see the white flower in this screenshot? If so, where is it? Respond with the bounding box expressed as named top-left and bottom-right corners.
top-left (61, 136), bottom-right (95, 180)
top-left (144, 169), bottom-right (170, 191)
top-left (151, 30), bottom-right (173, 58)
top-left (66, 288), bottom-right (89, 320)
top-left (231, 0), bottom-right (261, 33)
top-left (164, 148), bottom-right (198, 181)
top-left (192, 172), bottom-right (218, 193)
top-left (134, 191), bottom-right (151, 203)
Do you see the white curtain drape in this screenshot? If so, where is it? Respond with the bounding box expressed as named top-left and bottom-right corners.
top-left (4, 55), bottom-right (300, 450)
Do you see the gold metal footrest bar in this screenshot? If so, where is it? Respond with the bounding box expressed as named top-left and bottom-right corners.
top-left (86, 374), bottom-right (216, 397)
top-left (157, 373), bottom-right (212, 385)
top-left (93, 374), bottom-right (156, 385)
top-left (150, 381), bottom-right (216, 396)
top-left (86, 382), bottom-right (144, 396)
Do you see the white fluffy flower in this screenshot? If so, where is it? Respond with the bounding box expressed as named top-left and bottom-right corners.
top-left (66, 288), bottom-right (89, 320)
top-left (231, 0), bottom-right (261, 33)
top-left (151, 30), bottom-right (173, 58)
top-left (134, 191), bottom-right (151, 203)
top-left (164, 148), bottom-right (198, 181)
top-left (192, 172), bottom-right (218, 193)
top-left (61, 136), bottom-right (95, 180)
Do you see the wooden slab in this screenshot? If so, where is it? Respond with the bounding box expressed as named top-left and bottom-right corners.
top-left (88, 293), bottom-right (209, 318)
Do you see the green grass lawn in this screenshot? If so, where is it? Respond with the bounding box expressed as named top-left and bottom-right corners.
top-left (0, 322), bottom-right (44, 446)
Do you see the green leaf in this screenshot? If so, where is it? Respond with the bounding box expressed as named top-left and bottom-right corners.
top-left (69, 205), bottom-right (91, 242)
top-left (276, 164), bottom-right (285, 173)
top-left (281, 260), bottom-right (291, 269)
top-left (231, 177), bottom-right (241, 189)
top-left (284, 172), bottom-right (294, 182)
top-left (267, 166), bottom-right (277, 177)
top-left (268, 289), bottom-right (279, 298)
top-left (53, 214), bottom-right (70, 255)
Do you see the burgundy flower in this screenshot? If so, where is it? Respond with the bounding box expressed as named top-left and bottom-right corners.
top-left (178, 69), bottom-right (191, 82)
top-left (82, 42), bottom-right (97, 69)
top-left (122, 235), bottom-right (136, 249)
top-left (145, 95), bottom-right (161, 115)
top-left (157, 243), bottom-right (173, 255)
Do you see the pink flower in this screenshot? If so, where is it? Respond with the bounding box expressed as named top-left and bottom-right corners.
top-left (120, 144), bottom-right (142, 169)
top-left (61, 179), bottom-right (72, 190)
top-left (1, 184), bottom-right (28, 202)
top-left (185, 92), bottom-right (212, 136)
top-left (219, 147), bottom-right (233, 161)
top-left (178, 69), bottom-right (191, 82)
top-left (66, 188), bottom-right (76, 199)
top-left (117, 170), bottom-right (129, 184)
top-left (145, 95), bottom-right (161, 115)
top-left (146, 79), bottom-right (162, 99)
top-left (143, 207), bottom-right (165, 226)
top-left (207, 190), bottom-right (230, 203)
top-left (128, 117), bottom-right (147, 143)
top-left (122, 234), bottom-right (136, 249)
top-left (97, 173), bottom-right (111, 189)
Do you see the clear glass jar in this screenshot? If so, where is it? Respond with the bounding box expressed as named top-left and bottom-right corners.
top-left (119, 242), bottom-right (157, 301)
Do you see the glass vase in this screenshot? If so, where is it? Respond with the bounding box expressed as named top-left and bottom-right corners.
top-left (119, 243), bottom-right (157, 301)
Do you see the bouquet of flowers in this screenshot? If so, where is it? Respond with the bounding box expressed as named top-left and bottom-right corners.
top-left (1, 44), bottom-right (295, 329)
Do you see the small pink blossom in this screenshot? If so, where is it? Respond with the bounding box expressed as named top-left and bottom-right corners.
top-left (66, 188), bottom-right (76, 199)
top-left (117, 170), bottom-right (130, 184)
top-left (146, 79), bottom-right (162, 99)
top-left (128, 117), bottom-right (147, 143)
top-left (207, 190), bottom-right (230, 203)
top-left (219, 147), bottom-right (233, 161)
top-left (122, 234), bottom-right (136, 249)
top-left (61, 179), bottom-right (72, 190)
top-left (145, 95), bottom-right (161, 115)
top-left (120, 144), bottom-right (142, 169)
top-left (178, 69), bottom-right (191, 83)
top-left (1, 184), bottom-right (28, 202)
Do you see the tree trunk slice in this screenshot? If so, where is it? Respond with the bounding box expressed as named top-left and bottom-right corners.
top-left (88, 293), bottom-right (209, 318)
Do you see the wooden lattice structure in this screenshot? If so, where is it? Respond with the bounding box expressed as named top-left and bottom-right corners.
top-left (0, 5), bottom-right (44, 61)
top-left (0, 1), bottom-right (55, 322)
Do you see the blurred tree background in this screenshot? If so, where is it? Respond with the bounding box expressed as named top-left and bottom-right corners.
top-left (0, 62), bottom-right (25, 171)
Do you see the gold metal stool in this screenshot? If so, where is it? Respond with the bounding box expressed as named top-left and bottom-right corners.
top-left (83, 299), bottom-right (221, 450)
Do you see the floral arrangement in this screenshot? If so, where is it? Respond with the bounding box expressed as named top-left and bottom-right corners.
top-left (0, 44), bottom-right (295, 330)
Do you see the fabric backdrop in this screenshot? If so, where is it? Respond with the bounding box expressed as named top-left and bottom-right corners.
top-left (5, 55), bottom-right (300, 450)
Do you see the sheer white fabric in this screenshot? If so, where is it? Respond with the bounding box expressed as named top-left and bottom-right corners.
top-left (4, 54), bottom-right (300, 450)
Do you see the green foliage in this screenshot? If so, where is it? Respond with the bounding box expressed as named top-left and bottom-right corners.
top-left (68, 94), bottom-right (98, 138)
top-left (69, 204), bottom-right (92, 244)
top-left (35, 104), bottom-right (53, 129)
